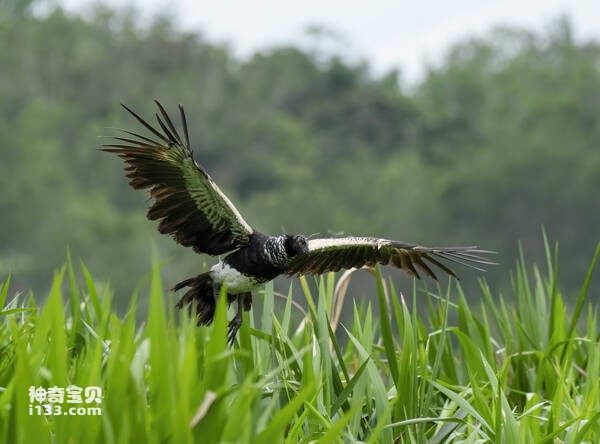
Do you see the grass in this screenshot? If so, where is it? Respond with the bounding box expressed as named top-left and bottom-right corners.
top-left (0, 241), bottom-right (599, 443)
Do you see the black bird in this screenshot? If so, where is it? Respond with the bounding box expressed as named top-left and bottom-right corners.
top-left (103, 101), bottom-right (494, 344)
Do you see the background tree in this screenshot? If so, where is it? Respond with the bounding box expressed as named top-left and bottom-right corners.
top-left (0, 6), bottom-right (598, 309)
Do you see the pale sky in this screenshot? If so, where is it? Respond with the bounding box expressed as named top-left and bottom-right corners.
top-left (61, 0), bottom-right (600, 83)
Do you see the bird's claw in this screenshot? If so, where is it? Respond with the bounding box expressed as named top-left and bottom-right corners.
top-left (227, 317), bottom-right (242, 345)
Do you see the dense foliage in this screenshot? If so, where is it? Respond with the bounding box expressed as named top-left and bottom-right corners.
top-left (1, 4), bottom-right (599, 303)
top-left (0, 247), bottom-right (598, 442)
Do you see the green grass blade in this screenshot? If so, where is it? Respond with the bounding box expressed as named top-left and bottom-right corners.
top-left (561, 241), bottom-right (600, 362)
top-left (330, 356), bottom-right (370, 415)
top-left (0, 275), bottom-right (10, 309)
top-left (254, 383), bottom-right (315, 444)
top-left (375, 265), bottom-right (399, 386)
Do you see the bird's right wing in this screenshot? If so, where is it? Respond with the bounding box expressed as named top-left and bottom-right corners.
top-left (102, 101), bottom-right (254, 255)
top-left (284, 237), bottom-right (495, 280)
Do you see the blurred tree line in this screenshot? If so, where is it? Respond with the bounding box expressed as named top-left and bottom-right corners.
top-left (1, 2), bottom-right (598, 307)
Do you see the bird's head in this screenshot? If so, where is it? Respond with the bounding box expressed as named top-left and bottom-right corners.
top-left (284, 234), bottom-right (309, 257)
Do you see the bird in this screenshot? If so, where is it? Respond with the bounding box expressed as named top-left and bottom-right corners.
top-left (102, 100), bottom-right (495, 344)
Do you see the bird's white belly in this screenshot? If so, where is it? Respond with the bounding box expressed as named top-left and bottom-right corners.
top-left (209, 262), bottom-right (261, 294)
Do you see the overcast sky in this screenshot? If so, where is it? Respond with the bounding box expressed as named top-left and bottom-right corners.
top-left (62, 0), bottom-right (600, 83)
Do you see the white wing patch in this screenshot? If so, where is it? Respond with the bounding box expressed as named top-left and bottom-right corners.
top-left (308, 237), bottom-right (389, 252)
top-left (206, 172), bottom-right (254, 234)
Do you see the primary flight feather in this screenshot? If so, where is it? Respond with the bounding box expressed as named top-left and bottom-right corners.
top-left (103, 101), bottom-right (495, 344)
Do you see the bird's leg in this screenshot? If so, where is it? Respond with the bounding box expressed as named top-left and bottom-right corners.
top-left (242, 292), bottom-right (252, 312)
top-left (227, 295), bottom-right (244, 345)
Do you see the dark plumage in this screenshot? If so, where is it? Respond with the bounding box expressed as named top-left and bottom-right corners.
top-left (103, 101), bottom-right (495, 344)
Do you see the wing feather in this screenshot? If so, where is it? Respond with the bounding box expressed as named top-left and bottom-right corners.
top-left (154, 100), bottom-right (184, 146)
top-left (102, 101), bottom-right (253, 255)
top-left (284, 237), bottom-right (495, 280)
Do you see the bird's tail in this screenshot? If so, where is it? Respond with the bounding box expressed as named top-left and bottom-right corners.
top-left (173, 272), bottom-right (215, 325)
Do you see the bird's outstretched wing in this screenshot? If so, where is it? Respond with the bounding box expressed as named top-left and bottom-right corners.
top-left (284, 237), bottom-right (495, 279)
top-left (102, 101), bottom-right (254, 255)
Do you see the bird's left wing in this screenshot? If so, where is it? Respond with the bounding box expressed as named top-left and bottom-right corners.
top-left (102, 101), bottom-right (254, 255)
top-left (284, 237), bottom-right (495, 280)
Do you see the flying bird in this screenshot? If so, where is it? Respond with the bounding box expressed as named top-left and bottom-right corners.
top-left (103, 101), bottom-right (495, 344)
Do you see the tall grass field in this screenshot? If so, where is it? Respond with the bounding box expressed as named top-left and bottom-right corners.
top-left (0, 242), bottom-right (599, 443)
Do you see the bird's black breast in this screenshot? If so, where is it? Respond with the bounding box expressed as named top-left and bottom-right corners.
top-left (223, 232), bottom-right (283, 281)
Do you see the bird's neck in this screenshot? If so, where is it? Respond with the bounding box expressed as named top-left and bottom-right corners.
top-left (263, 235), bottom-right (289, 267)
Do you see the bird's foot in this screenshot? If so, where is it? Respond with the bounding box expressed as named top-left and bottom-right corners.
top-left (226, 293), bottom-right (250, 345)
top-left (227, 316), bottom-right (242, 345)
